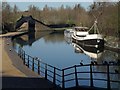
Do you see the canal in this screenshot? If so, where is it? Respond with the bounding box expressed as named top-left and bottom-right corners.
top-left (12, 31), bottom-right (120, 89)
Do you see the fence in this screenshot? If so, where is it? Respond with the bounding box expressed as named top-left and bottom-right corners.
top-left (18, 47), bottom-right (120, 89)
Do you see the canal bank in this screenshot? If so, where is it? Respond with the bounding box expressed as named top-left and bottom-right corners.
top-left (0, 32), bottom-right (57, 89)
top-left (2, 37), bottom-right (40, 77)
top-left (104, 36), bottom-right (120, 53)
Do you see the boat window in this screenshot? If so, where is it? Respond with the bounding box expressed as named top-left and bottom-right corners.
top-left (75, 28), bottom-right (88, 31)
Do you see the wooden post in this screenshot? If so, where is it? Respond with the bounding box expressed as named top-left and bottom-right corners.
top-left (28, 55), bottom-right (29, 68)
top-left (62, 69), bottom-right (65, 89)
top-left (45, 64), bottom-right (47, 80)
top-left (90, 64), bottom-right (93, 87)
top-left (38, 61), bottom-right (40, 75)
top-left (75, 65), bottom-right (78, 87)
top-left (32, 58), bottom-right (34, 71)
top-left (107, 64), bottom-right (111, 90)
top-left (53, 67), bottom-right (56, 84)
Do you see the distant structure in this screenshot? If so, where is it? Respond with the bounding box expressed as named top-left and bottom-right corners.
top-left (15, 15), bottom-right (50, 32)
top-left (15, 15), bottom-right (75, 32)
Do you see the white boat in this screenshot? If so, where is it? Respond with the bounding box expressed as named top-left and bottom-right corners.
top-left (72, 20), bottom-right (104, 48)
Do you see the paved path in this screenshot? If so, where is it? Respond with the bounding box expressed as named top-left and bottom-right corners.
top-left (1, 37), bottom-right (39, 77)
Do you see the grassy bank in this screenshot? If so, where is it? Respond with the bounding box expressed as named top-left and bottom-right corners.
top-left (104, 36), bottom-right (120, 48)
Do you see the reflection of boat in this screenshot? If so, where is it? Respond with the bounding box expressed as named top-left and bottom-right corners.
top-left (72, 41), bottom-right (104, 59)
top-left (64, 29), bottom-right (73, 38)
top-left (64, 29), bottom-right (73, 44)
top-left (72, 20), bottom-right (104, 48)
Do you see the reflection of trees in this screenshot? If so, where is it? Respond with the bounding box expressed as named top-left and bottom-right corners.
top-left (13, 31), bottom-right (52, 46)
top-left (43, 33), bottom-right (65, 43)
top-left (97, 50), bottom-right (119, 63)
top-left (12, 39), bottom-right (23, 49)
top-left (35, 31), bottom-right (52, 40)
top-left (13, 37), bottom-right (30, 47)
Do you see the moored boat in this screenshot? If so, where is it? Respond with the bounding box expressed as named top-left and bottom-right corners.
top-left (72, 20), bottom-right (104, 48)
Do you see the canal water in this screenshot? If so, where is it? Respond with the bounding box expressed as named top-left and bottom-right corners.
top-left (12, 31), bottom-right (120, 89)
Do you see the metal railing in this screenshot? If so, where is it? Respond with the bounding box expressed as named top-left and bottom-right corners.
top-left (18, 47), bottom-right (62, 86)
top-left (17, 47), bottom-right (120, 89)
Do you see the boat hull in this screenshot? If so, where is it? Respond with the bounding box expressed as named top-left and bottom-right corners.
top-left (72, 37), bottom-right (104, 48)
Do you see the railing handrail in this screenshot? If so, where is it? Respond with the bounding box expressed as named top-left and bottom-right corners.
top-left (18, 47), bottom-right (120, 89)
top-left (63, 64), bottom-right (120, 71)
top-left (18, 47), bottom-right (63, 85)
top-left (24, 52), bottom-right (62, 71)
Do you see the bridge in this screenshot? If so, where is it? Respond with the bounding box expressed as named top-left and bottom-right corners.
top-left (15, 15), bottom-right (75, 32)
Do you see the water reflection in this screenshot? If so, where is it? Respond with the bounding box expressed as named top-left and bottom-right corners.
top-left (13, 31), bottom-right (52, 47)
top-left (71, 41), bottom-right (120, 89)
top-left (13, 31), bottom-right (120, 67)
top-left (28, 32), bottom-right (35, 46)
top-left (71, 41), bottom-right (104, 60)
top-left (12, 31), bottom-right (120, 89)
top-left (43, 32), bottom-right (64, 43)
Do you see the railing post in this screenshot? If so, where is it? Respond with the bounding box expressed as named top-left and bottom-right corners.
top-left (22, 50), bottom-right (23, 60)
top-left (19, 48), bottom-right (21, 58)
top-left (23, 51), bottom-right (25, 64)
top-left (38, 61), bottom-right (40, 75)
top-left (22, 50), bottom-right (24, 60)
top-left (18, 47), bottom-right (20, 56)
top-left (62, 69), bottom-right (65, 89)
top-left (20, 49), bottom-right (22, 58)
top-left (45, 64), bottom-right (47, 80)
top-left (90, 64), bottom-right (93, 87)
top-left (21, 50), bottom-right (23, 58)
top-left (107, 64), bottom-right (111, 90)
top-left (32, 58), bottom-right (34, 71)
top-left (75, 65), bottom-right (78, 87)
top-left (28, 55), bottom-right (29, 68)
top-left (53, 67), bottom-right (56, 84)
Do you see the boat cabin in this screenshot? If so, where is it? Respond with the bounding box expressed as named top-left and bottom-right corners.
top-left (73, 27), bottom-right (89, 36)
